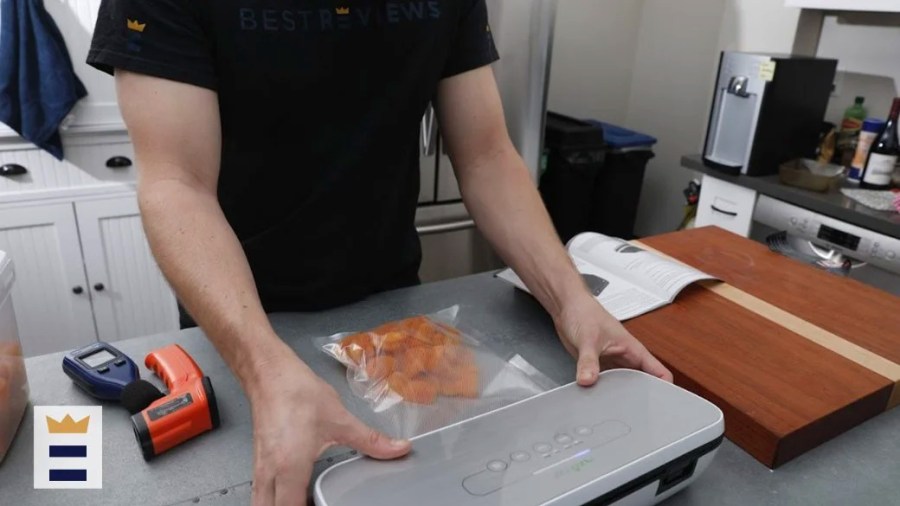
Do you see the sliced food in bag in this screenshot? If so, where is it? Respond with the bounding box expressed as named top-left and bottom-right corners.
top-left (334, 316), bottom-right (480, 405)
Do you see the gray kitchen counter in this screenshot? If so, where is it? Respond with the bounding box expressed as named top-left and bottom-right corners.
top-left (1, 272), bottom-right (898, 505)
top-left (682, 154), bottom-right (900, 240)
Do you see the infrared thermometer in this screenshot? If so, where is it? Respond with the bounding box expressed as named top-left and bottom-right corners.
top-left (62, 342), bottom-right (139, 401)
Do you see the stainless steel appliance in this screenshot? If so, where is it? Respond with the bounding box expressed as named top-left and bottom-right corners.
top-left (703, 51), bottom-right (836, 177)
top-left (315, 370), bottom-right (724, 506)
top-left (752, 195), bottom-right (900, 296)
top-left (416, 0), bottom-right (557, 282)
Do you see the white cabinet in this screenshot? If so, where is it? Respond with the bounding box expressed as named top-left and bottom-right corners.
top-left (0, 194), bottom-right (178, 356)
top-left (785, 0), bottom-right (900, 12)
top-left (695, 175), bottom-right (758, 238)
top-left (0, 135), bottom-right (136, 197)
top-left (63, 136), bottom-right (138, 183)
top-left (75, 196), bottom-right (179, 343)
top-left (0, 203), bottom-right (96, 355)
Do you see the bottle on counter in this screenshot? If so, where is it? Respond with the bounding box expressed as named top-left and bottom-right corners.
top-left (836, 96), bottom-right (867, 166)
top-left (849, 118), bottom-right (886, 182)
top-left (860, 97), bottom-right (900, 190)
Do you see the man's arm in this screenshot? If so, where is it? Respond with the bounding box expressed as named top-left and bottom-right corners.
top-left (436, 66), bottom-right (672, 384)
top-left (116, 71), bottom-right (409, 506)
top-left (117, 72), bottom-right (278, 388)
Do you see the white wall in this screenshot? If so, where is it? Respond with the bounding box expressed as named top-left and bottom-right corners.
top-left (627, 0), bottom-right (800, 237)
top-left (816, 14), bottom-right (900, 125)
top-left (625, 0), bottom-right (729, 236)
top-left (547, 0), bottom-right (645, 125)
top-left (717, 0), bottom-right (802, 52)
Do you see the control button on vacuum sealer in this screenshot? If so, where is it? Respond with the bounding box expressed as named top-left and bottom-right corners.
top-left (574, 426), bottom-right (593, 436)
top-left (533, 442), bottom-right (552, 453)
top-left (510, 451), bottom-right (530, 462)
top-left (487, 460), bottom-right (508, 472)
top-left (554, 433), bottom-right (573, 445)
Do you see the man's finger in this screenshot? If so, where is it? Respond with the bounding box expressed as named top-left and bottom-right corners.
top-left (576, 343), bottom-right (601, 386)
top-left (251, 470), bottom-right (275, 506)
top-left (640, 351), bottom-right (673, 382)
top-left (274, 460), bottom-right (312, 506)
top-left (252, 431), bottom-right (276, 506)
top-left (337, 415), bottom-right (411, 460)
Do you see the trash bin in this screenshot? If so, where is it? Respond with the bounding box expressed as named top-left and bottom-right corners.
top-left (585, 120), bottom-right (656, 240)
top-left (539, 113), bottom-right (606, 244)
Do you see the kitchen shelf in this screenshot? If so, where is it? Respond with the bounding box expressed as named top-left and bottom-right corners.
top-left (786, 0), bottom-right (900, 13)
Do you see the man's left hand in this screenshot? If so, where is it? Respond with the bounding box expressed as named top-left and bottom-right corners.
top-left (554, 293), bottom-right (674, 386)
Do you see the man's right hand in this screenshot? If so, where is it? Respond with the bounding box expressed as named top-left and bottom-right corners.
top-left (247, 344), bottom-right (411, 506)
top-left (115, 71), bottom-right (409, 505)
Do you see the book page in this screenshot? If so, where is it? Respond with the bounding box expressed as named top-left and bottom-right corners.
top-left (568, 233), bottom-right (715, 301)
top-left (495, 256), bottom-right (666, 321)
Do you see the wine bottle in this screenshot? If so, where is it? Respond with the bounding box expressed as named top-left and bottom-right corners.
top-left (861, 98), bottom-right (900, 190)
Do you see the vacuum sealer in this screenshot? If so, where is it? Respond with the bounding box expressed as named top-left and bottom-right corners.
top-left (315, 369), bottom-right (724, 506)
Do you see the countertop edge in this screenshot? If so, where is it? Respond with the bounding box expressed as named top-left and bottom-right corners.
top-left (681, 154), bottom-right (900, 240)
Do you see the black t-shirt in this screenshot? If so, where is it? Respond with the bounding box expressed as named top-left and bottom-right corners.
top-left (87, 0), bottom-right (498, 311)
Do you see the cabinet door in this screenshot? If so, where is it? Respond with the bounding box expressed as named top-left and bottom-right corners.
top-left (0, 203), bottom-right (96, 356)
top-left (75, 196), bottom-right (179, 342)
top-left (695, 175), bottom-right (757, 237)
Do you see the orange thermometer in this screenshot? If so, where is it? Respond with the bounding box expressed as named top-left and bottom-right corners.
top-left (130, 344), bottom-right (220, 460)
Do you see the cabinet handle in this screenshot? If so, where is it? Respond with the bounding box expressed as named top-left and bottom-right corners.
top-left (72, 286), bottom-right (84, 295)
top-left (0, 163), bottom-right (28, 177)
top-left (105, 156), bottom-right (133, 169)
top-left (710, 204), bottom-right (738, 217)
top-left (93, 283), bottom-right (105, 292)
top-left (416, 219), bottom-right (475, 236)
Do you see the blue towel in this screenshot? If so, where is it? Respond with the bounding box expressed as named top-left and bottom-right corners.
top-left (0, 0), bottom-right (87, 160)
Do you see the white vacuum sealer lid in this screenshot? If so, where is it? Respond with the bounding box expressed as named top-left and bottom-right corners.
top-left (315, 369), bottom-right (724, 506)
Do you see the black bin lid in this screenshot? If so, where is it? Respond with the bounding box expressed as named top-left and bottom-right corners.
top-left (545, 112), bottom-right (605, 148)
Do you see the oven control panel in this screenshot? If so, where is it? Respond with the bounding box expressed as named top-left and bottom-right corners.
top-left (754, 195), bottom-right (900, 273)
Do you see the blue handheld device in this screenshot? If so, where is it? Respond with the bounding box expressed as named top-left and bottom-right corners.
top-left (63, 342), bottom-right (140, 401)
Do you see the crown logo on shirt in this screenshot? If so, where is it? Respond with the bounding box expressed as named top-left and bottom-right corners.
top-left (127, 19), bottom-right (146, 33)
top-left (46, 414), bottom-right (90, 434)
top-left (336, 7), bottom-right (350, 15)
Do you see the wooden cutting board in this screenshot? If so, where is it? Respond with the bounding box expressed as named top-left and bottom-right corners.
top-left (627, 226), bottom-right (900, 469)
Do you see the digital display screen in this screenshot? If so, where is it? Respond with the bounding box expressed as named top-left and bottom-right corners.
top-left (817, 225), bottom-right (860, 251)
top-left (81, 349), bottom-right (116, 368)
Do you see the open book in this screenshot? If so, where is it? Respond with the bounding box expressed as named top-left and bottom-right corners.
top-left (497, 232), bottom-right (717, 321)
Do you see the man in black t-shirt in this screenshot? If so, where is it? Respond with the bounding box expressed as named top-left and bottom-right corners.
top-left (88, 1), bottom-right (671, 503)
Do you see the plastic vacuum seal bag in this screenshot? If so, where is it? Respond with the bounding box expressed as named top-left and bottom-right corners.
top-left (318, 306), bottom-right (557, 439)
